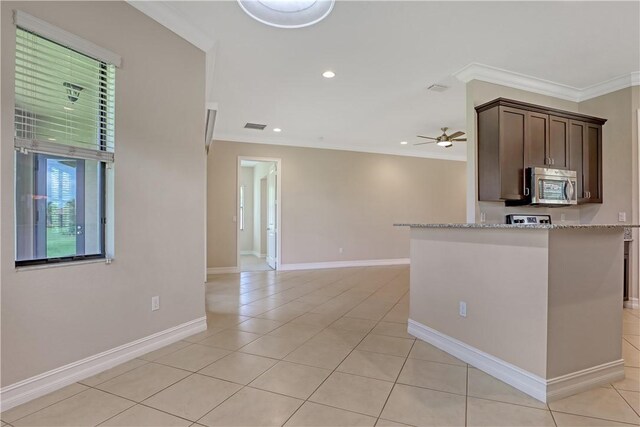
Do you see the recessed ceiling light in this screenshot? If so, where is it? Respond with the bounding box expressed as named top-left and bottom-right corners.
top-left (48, 138), bottom-right (56, 141)
top-left (322, 70), bottom-right (335, 79)
top-left (400, 141), bottom-right (408, 145)
top-left (237, 0), bottom-right (335, 29)
top-left (273, 128), bottom-right (282, 132)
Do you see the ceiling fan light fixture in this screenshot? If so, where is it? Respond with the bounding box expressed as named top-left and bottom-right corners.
top-left (437, 140), bottom-right (453, 148)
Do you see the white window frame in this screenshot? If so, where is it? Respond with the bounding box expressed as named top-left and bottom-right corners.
top-left (13, 11), bottom-right (120, 266)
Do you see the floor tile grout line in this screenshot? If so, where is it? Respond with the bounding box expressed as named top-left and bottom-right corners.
top-left (467, 395), bottom-right (557, 412)
top-left (278, 271), bottom-right (408, 426)
top-left (548, 407), bottom-right (559, 427)
top-left (376, 335), bottom-right (418, 425)
top-left (197, 274), bottom-right (368, 424)
top-left (0, 383), bottom-right (89, 424)
top-left (610, 381), bottom-right (640, 418)
top-left (464, 363), bottom-right (469, 427)
top-left (550, 409), bottom-right (640, 426)
top-left (195, 269), bottom-right (407, 426)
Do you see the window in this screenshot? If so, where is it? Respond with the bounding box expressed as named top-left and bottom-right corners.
top-left (14, 27), bottom-right (115, 266)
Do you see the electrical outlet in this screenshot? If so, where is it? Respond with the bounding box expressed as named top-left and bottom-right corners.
top-left (339, 247), bottom-right (343, 254)
top-left (459, 301), bottom-right (467, 317)
top-left (560, 213), bottom-right (566, 222)
top-left (619, 212), bottom-right (627, 222)
top-left (151, 296), bottom-right (160, 311)
top-left (232, 215), bottom-right (237, 223)
top-left (480, 212), bottom-right (486, 223)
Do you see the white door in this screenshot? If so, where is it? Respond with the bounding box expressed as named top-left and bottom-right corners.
top-left (266, 164), bottom-right (277, 269)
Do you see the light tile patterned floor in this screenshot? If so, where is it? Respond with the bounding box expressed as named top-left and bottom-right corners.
top-left (2, 266), bottom-right (639, 426)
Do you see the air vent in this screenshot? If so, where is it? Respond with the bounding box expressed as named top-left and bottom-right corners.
top-left (244, 123), bottom-right (267, 130)
top-left (427, 84), bottom-right (449, 92)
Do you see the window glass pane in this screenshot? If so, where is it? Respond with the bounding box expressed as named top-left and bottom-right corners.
top-left (16, 152), bottom-right (104, 262)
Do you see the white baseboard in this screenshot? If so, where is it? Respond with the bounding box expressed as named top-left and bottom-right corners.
top-left (0, 316), bottom-right (206, 412)
top-left (207, 266), bottom-right (239, 274)
top-left (279, 258), bottom-right (410, 271)
top-left (408, 319), bottom-right (624, 403)
top-left (624, 298), bottom-right (639, 309)
top-left (547, 360), bottom-right (624, 401)
top-left (240, 250), bottom-right (253, 256)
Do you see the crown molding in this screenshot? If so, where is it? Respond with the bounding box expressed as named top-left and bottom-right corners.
top-left (213, 133), bottom-right (467, 162)
top-left (454, 63), bottom-right (639, 103)
top-left (580, 72), bottom-right (640, 101)
top-left (126, 1), bottom-right (214, 51)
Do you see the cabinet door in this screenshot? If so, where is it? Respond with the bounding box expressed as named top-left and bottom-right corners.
top-left (549, 116), bottom-right (570, 169)
top-left (569, 120), bottom-right (585, 200)
top-left (499, 107), bottom-right (526, 200)
top-left (525, 112), bottom-right (549, 168)
top-left (584, 124), bottom-right (602, 202)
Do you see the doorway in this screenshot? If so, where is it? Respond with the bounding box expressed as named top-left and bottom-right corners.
top-left (237, 157), bottom-right (281, 272)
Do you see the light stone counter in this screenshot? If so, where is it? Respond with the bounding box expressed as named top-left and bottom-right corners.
top-left (395, 223), bottom-right (640, 229)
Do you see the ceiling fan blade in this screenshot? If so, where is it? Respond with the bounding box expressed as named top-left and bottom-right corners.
top-left (448, 131), bottom-right (465, 139)
top-left (452, 138), bottom-right (467, 142)
top-left (417, 135), bottom-right (438, 140)
top-left (414, 141), bottom-right (436, 146)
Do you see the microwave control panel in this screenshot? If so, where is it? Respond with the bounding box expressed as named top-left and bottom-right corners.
top-left (506, 214), bottom-right (552, 225)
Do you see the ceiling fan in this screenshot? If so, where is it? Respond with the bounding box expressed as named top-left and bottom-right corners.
top-left (415, 127), bottom-right (466, 148)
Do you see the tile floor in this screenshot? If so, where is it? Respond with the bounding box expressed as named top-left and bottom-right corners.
top-left (2, 266), bottom-right (639, 426)
top-left (240, 255), bottom-right (273, 272)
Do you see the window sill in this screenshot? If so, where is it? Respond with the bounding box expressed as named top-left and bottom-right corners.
top-left (15, 258), bottom-right (112, 272)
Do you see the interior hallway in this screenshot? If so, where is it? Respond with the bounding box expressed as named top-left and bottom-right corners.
top-left (1, 266), bottom-right (638, 426)
top-left (240, 254), bottom-right (272, 272)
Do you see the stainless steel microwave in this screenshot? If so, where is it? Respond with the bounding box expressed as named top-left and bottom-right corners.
top-left (526, 167), bottom-right (577, 206)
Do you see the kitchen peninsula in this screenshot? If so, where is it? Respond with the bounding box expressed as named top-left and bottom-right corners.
top-left (396, 223), bottom-right (636, 402)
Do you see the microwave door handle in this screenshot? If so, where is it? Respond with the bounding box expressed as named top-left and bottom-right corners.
top-left (565, 179), bottom-right (575, 201)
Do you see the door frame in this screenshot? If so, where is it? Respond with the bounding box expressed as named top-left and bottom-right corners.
top-left (236, 156), bottom-right (282, 271)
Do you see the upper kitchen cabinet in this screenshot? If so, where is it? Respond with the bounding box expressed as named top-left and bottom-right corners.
top-left (476, 98), bottom-right (606, 203)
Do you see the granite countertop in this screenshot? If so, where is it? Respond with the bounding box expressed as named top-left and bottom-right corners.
top-left (394, 223), bottom-right (640, 230)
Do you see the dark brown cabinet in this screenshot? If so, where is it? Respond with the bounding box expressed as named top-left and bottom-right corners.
top-left (548, 116), bottom-right (570, 169)
top-left (476, 98), bottom-right (606, 203)
top-left (569, 120), bottom-right (585, 201)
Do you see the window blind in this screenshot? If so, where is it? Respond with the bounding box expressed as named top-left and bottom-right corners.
top-left (14, 28), bottom-right (115, 160)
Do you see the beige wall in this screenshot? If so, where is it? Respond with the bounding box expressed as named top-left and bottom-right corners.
top-left (578, 88), bottom-right (637, 303)
top-left (409, 227), bottom-right (623, 380)
top-left (1, 1), bottom-right (206, 386)
top-left (579, 88), bottom-right (634, 224)
top-left (207, 140), bottom-right (466, 268)
top-left (409, 227), bottom-right (550, 377)
top-left (547, 228), bottom-right (623, 378)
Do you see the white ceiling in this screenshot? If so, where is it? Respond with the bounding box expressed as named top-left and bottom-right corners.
top-left (132, 1), bottom-right (640, 161)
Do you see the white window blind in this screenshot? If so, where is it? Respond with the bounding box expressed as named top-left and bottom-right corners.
top-left (14, 27), bottom-right (115, 161)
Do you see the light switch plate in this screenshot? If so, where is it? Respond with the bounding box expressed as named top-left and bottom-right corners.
top-left (459, 301), bottom-right (467, 317)
top-left (151, 296), bottom-right (160, 311)
top-left (619, 212), bottom-right (627, 222)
